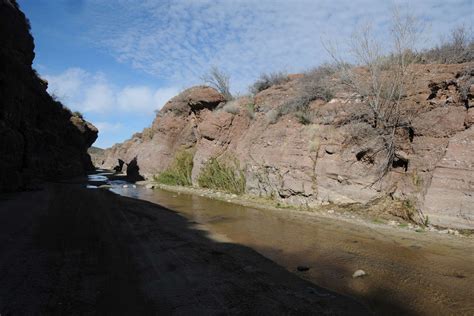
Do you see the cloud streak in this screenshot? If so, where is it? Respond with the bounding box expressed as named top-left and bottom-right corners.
top-left (85, 0), bottom-right (472, 92)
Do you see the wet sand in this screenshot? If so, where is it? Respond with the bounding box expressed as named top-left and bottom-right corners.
top-left (0, 180), bottom-right (364, 315)
top-left (116, 184), bottom-right (474, 315)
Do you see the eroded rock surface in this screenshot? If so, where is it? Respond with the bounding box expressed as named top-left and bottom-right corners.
top-left (98, 60), bottom-right (473, 229)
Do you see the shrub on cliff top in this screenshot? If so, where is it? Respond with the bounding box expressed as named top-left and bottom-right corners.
top-left (201, 66), bottom-right (233, 100)
top-left (250, 71), bottom-right (290, 94)
top-left (198, 157), bottom-right (246, 195)
top-left (421, 25), bottom-right (474, 64)
top-left (154, 150), bottom-right (194, 186)
top-left (72, 111), bottom-right (84, 119)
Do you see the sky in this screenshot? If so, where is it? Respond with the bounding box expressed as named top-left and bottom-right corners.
top-left (18, 0), bottom-right (473, 148)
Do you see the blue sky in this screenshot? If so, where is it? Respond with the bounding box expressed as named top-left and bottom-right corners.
top-left (18, 0), bottom-right (472, 148)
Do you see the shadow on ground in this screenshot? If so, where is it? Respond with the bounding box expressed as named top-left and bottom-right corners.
top-left (0, 181), bottom-right (367, 315)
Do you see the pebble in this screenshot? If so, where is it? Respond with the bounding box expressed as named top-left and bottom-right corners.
top-left (327, 209), bottom-right (334, 214)
top-left (123, 185), bottom-right (128, 188)
top-left (297, 265), bottom-right (310, 272)
top-left (352, 269), bottom-right (367, 278)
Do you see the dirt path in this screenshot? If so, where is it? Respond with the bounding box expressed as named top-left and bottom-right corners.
top-left (0, 182), bottom-right (365, 315)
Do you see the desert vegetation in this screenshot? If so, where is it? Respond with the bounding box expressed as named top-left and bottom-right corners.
top-left (250, 71), bottom-right (290, 94)
top-left (201, 66), bottom-right (233, 100)
top-left (421, 25), bottom-right (473, 64)
top-left (154, 150), bottom-right (194, 186)
top-left (262, 64), bottom-right (338, 124)
top-left (222, 100), bottom-right (240, 114)
top-left (197, 156), bottom-right (246, 195)
top-left (321, 9), bottom-right (422, 180)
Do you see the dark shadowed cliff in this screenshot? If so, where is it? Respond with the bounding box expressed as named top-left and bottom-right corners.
top-left (0, 0), bottom-right (97, 191)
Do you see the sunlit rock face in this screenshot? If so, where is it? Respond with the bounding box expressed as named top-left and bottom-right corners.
top-left (99, 63), bottom-right (473, 229)
top-left (0, 0), bottom-right (97, 191)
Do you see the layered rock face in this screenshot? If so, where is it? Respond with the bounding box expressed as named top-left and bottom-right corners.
top-left (99, 63), bottom-right (473, 229)
top-left (0, 0), bottom-right (97, 191)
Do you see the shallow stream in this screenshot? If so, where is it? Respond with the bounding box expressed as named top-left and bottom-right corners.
top-left (90, 172), bottom-right (474, 315)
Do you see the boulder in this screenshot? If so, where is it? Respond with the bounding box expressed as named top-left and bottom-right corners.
top-left (161, 86), bottom-right (225, 115)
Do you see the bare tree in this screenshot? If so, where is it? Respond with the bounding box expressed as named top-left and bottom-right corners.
top-left (201, 66), bottom-right (233, 100)
top-left (324, 8), bottom-right (421, 181)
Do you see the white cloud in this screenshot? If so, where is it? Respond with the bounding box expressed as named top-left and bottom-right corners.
top-left (83, 0), bottom-right (472, 93)
top-left (93, 121), bottom-right (123, 133)
top-left (83, 82), bottom-right (115, 113)
top-left (44, 67), bottom-right (178, 115)
top-left (117, 86), bottom-right (178, 113)
top-left (44, 67), bottom-right (87, 101)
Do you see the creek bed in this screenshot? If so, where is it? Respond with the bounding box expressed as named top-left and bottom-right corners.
top-left (94, 175), bottom-right (474, 315)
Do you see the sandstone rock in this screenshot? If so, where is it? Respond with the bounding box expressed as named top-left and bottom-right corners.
top-left (126, 157), bottom-right (144, 182)
top-left (98, 63), bottom-right (474, 229)
top-left (352, 270), bottom-right (367, 278)
top-left (412, 107), bottom-right (466, 138)
top-left (423, 127), bottom-right (474, 229)
top-left (161, 86), bottom-right (225, 115)
top-left (466, 107), bottom-right (474, 128)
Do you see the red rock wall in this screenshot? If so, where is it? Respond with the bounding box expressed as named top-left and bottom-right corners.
top-left (99, 62), bottom-right (473, 229)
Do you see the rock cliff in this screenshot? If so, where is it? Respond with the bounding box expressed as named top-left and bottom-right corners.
top-left (0, 0), bottom-right (98, 191)
top-left (98, 64), bottom-right (473, 229)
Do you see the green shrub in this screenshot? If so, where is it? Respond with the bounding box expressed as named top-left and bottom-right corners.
top-left (198, 157), bottom-right (246, 194)
top-left (154, 150), bottom-right (194, 186)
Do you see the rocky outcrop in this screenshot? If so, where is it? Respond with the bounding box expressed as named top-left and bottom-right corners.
top-left (99, 62), bottom-right (473, 229)
top-left (0, 0), bottom-right (97, 191)
top-left (88, 146), bottom-right (105, 167)
top-left (423, 127), bottom-right (474, 229)
top-left (161, 86), bottom-right (225, 114)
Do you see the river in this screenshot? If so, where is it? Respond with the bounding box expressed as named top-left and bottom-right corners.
top-left (92, 172), bottom-right (474, 315)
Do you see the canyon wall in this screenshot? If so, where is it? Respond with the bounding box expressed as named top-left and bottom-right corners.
top-left (98, 64), bottom-right (473, 229)
top-left (0, 0), bottom-right (98, 191)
